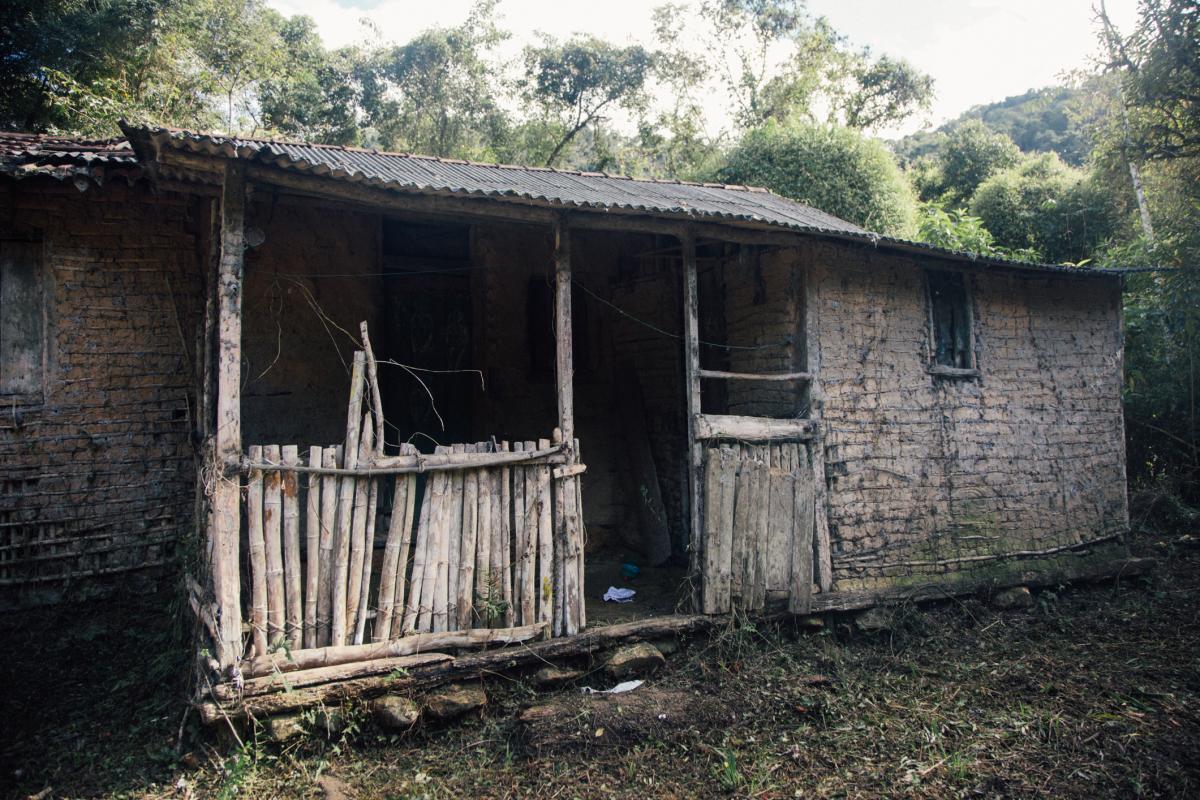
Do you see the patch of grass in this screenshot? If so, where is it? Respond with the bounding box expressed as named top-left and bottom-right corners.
top-left (3, 529), bottom-right (1199, 799)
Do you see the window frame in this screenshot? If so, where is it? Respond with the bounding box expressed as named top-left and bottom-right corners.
top-left (924, 268), bottom-right (980, 379)
top-left (0, 237), bottom-right (47, 403)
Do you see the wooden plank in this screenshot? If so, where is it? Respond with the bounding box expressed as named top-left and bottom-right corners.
top-left (681, 228), bottom-right (702, 612)
top-left (811, 436), bottom-right (833, 592)
top-left (573, 459), bottom-right (586, 632)
top-left (698, 369), bottom-right (813, 382)
top-left (789, 445), bottom-right (815, 614)
top-left (694, 414), bottom-right (817, 442)
top-left (304, 446), bottom-right (322, 649)
top-left (701, 446), bottom-right (723, 614)
top-left (765, 444), bottom-right (793, 594)
top-left (246, 445), bottom-right (268, 657)
top-left (281, 445), bottom-right (303, 649)
top-left (533, 440), bottom-right (552, 630)
top-left (316, 447), bottom-right (339, 647)
top-left (562, 438), bottom-right (583, 636)
top-left (728, 448), bottom-right (752, 607)
top-left (714, 444), bottom-right (737, 613)
top-left (349, 444), bottom-right (566, 472)
top-left (210, 163), bottom-right (245, 666)
top-left (331, 352), bottom-right (367, 646)
top-left (346, 415), bottom-right (373, 643)
top-left (749, 447), bottom-right (770, 611)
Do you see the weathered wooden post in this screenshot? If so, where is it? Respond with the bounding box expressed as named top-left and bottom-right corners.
top-left (681, 228), bottom-right (703, 611)
top-left (554, 216), bottom-right (584, 635)
top-left (211, 162), bottom-right (246, 667)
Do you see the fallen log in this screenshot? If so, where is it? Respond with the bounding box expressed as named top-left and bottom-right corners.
top-left (213, 652), bottom-right (452, 702)
top-left (199, 614), bottom-right (714, 723)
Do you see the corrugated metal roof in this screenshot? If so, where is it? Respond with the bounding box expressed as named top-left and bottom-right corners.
top-left (0, 132), bottom-right (136, 182)
top-left (2, 126), bottom-right (1120, 277)
top-left (130, 125), bottom-right (867, 235)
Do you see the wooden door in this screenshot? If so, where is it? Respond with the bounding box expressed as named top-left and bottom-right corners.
top-left (699, 439), bottom-right (816, 615)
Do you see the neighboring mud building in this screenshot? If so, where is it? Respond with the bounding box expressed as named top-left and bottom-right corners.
top-left (1, 127), bottom-right (1131, 706)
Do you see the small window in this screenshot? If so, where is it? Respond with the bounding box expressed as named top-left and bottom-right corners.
top-left (1, 241), bottom-right (44, 396)
top-left (927, 270), bottom-right (972, 370)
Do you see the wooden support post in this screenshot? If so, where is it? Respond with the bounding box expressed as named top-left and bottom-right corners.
top-left (210, 162), bottom-right (245, 666)
top-left (554, 217), bottom-right (574, 449)
top-left (681, 228), bottom-right (703, 611)
top-left (803, 265), bottom-right (833, 592)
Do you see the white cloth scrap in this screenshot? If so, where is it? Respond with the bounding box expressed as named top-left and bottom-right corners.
top-left (581, 679), bottom-right (644, 695)
top-left (603, 586), bottom-right (636, 603)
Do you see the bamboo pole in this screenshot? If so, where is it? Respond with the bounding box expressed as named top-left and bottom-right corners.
top-left (210, 162), bottom-right (245, 666)
top-left (246, 445), bottom-right (268, 657)
top-left (536, 444), bottom-right (553, 633)
top-left (403, 459), bottom-right (435, 634)
top-left (457, 444), bottom-right (479, 629)
top-left (353, 461), bottom-right (379, 645)
top-left (446, 444), bottom-right (465, 629)
top-left (263, 444), bottom-right (286, 646)
top-left (473, 455), bottom-right (493, 629)
top-left (498, 442), bottom-right (513, 627)
top-left (359, 321), bottom-right (385, 458)
top-left (374, 445), bottom-right (417, 642)
top-left (316, 446), bottom-right (339, 646)
top-left (304, 446), bottom-right (322, 648)
top-left (346, 415), bottom-right (373, 641)
top-left (281, 444), bottom-right (302, 649)
top-left (429, 446), bottom-right (452, 633)
top-left (244, 444), bottom-right (567, 475)
top-left (219, 653), bottom-right (452, 700)
top-left (332, 352), bottom-right (367, 646)
top-left (511, 442), bottom-right (528, 625)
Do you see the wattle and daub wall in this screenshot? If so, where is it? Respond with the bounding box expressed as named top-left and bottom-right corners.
top-left (0, 179), bottom-right (204, 606)
top-left (804, 240), bottom-right (1128, 590)
top-left (0, 175), bottom-right (1128, 605)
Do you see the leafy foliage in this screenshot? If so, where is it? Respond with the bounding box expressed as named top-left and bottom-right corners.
top-left (712, 121), bottom-right (918, 236)
top-left (914, 120), bottom-right (1022, 206)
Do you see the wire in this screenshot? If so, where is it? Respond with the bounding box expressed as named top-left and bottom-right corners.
top-left (573, 280), bottom-right (793, 352)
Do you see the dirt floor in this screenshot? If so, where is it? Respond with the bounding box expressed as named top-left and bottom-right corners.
top-left (2, 530), bottom-right (1199, 799)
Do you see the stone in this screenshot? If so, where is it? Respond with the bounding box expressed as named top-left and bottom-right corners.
top-left (532, 666), bottom-right (583, 689)
top-left (991, 586), bottom-right (1034, 610)
top-left (313, 708), bottom-right (346, 738)
top-left (423, 685), bottom-right (487, 721)
top-left (372, 694), bottom-right (421, 730)
top-left (854, 606), bottom-right (895, 633)
top-left (265, 713), bottom-right (306, 742)
top-left (604, 643), bottom-right (666, 679)
top-left (650, 638), bottom-right (678, 656)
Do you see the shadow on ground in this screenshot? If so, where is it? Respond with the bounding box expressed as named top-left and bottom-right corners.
top-left (3, 532), bottom-right (1199, 799)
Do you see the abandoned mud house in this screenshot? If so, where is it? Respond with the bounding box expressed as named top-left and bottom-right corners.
top-left (1, 126), bottom-right (1134, 712)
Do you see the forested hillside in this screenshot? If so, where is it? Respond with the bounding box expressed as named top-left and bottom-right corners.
top-left (3, 0), bottom-right (1197, 510)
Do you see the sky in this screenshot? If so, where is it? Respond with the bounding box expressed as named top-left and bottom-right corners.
top-left (265, 0), bottom-right (1142, 139)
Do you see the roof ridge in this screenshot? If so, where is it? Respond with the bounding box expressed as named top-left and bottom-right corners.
top-left (141, 125), bottom-right (767, 194)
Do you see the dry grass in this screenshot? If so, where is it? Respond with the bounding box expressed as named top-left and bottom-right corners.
top-left (3, 533), bottom-right (1198, 799)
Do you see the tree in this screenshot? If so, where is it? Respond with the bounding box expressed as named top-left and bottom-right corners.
top-left (971, 153), bottom-right (1117, 263)
top-left (933, 120), bottom-right (1023, 205)
top-left (711, 120), bottom-right (918, 236)
top-left (523, 36), bottom-right (655, 167)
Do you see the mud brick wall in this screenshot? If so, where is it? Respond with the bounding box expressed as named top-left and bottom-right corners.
top-left (0, 179), bottom-right (204, 605)
top-left (805, 239), bottom-right (1129, 591)
top-left (240, 196), bottom-right (381, 447)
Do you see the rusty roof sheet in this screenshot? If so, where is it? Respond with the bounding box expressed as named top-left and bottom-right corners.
top-left (0, 132), bottom-right (137, 182)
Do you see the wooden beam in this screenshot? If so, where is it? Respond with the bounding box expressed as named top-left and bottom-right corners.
top-left (803, 264), bottom-right (833, 592)
top-left (698, 369), bottom-right (812, 382)
top-left (694, 414), bottom-right (816, 442)
top-left (210, 162), bottom-right (246, 667)
top-left (681, 229), bottom-right (703, 611)
top-left (243, 444), bottom-right (567, 475)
